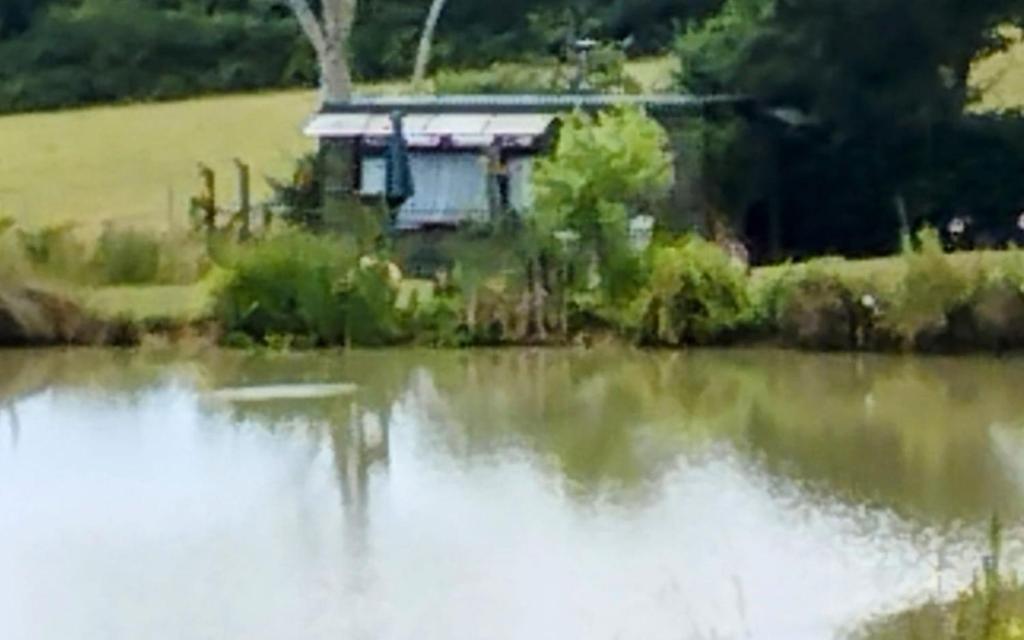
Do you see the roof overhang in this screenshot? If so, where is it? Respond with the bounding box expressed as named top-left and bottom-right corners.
top-left (304, 111), bottom-right (558, 148)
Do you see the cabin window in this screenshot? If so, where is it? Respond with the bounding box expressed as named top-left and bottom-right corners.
top-left (360, 156), bottom-right (386, 196)
top-left (396, 153), bottom-right (489, 228)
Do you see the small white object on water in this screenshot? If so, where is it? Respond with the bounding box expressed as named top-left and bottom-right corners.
top-left (207, 384), bottom-right (357, 403)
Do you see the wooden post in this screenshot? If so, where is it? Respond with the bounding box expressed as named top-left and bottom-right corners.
top-left (197, 163), bottom-right (216, 233)
top-left (234, 159), bottom-right (251, 240)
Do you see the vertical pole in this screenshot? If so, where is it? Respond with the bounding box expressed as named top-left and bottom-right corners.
top-left (166, 187), bottom-right (175, 230)
top-left (234, 159), bottom-right (251, 240)
top-left (198, 163), bottom-right (216, 233)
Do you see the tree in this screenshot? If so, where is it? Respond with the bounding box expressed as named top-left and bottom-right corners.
top-left (284, 0), bottom-right (357, 103)
top-left (675, 0), bottom-right (1024, 257)
top-left (532, 106), bottom-right (673, 300)
top-left (412, 0), bottom-right (447, 87)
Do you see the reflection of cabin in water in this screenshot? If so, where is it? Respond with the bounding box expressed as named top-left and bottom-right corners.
top-left (304, 94), bottom-right (753, 232)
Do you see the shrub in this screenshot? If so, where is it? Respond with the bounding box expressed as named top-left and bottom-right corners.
top-left (532, 107), bottom-right (673, 301)
top-left (771, 258), bottom-right (888, 351)
top-left (775, 265), bottom-right (858, 350)
top-left (434, 63), bottom-right (561, 94)
top-left (630, 236), bottom-right (752, 345)
top-left (214, 230), bottom-right (403, 347)
top-left (215, 230), bottom-right (355, 345)
top-left (961, 253), bottom-right (1024, 352)
top-left (883, 228), bottom-right (976, 348)
top-left (91, 226), bottom-right (161, 285)
top-left (16, 223), bottom-right (88, 281)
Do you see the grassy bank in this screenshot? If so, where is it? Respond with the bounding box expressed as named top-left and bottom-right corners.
top-left (5, 219), bottom-right (1024, 353)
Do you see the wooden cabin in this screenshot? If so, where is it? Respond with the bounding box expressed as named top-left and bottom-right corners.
top-left (304, 94), bottom-right (752, 232)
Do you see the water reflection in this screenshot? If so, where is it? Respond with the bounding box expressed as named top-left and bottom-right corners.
top-left (2, 347), bottom-right (1024, 639)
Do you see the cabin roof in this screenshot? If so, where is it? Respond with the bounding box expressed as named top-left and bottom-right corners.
top-left (304, 111), bottom-right (557, 147)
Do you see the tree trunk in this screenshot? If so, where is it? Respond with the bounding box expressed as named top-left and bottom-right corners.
top-left (285, 0), bottom-right (356, 106)
top-left (320, 42), bottom-right (354, 104)
top-left (412, 0), bottom-right (447, 87)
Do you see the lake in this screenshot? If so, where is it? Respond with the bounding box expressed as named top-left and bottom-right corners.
top-left (1, 348), bottom-right (1023, 639)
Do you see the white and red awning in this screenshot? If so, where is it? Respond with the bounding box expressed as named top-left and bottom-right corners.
top-left (304, 112), bottom-right (557, 148)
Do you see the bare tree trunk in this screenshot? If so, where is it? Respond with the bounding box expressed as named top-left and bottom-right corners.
top-left (412, 0), bottom-right (448, 87)
top-left (285, 0), bottom-right (357, 105)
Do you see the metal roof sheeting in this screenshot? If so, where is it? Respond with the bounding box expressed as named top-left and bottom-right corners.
top-left (304, 112), bottom-right (557, 147)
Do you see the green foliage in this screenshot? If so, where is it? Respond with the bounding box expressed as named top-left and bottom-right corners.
top-left (435, 63), bottom-right (563, 95)
top-left (630, 236), bottom-right (753, 345)
top-left (91, 227), bottom-right (160, 285)
top-left (214, 230), bottom-right (403, 347)
top-left (267, 153), bottom-right (321, 229)
top-left (434, 43), bottom-right (641, 95)
top-left (674, 0), bottom-right (1024, 258)
top-left (215, 230), bottom-right (356, 346)
top-left (0, 2), bottom-right (311, 113)
top-left (883, 228), bottom-right (975, 346)
top-left (532, 106), bottom-right (672, 300)
top-left (675, 0), bottom-right (773, 94)
top-left (407, 290), bottom-right (469, 347)
top-left (16, 223), bottom-right (88, 279)
top-left (0, 0), bottom-right (713, 114)
top-left (773, 260), bottom-right (864, 350)
top-left (855, 514), bottom-right (1024, 640)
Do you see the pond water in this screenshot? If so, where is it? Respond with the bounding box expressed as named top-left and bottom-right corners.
top-left (2, 348), bottom-right (1024, 639)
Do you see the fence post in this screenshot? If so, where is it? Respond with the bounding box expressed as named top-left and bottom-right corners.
top-left (234, 159), bottom-right (251, 240)
top-left (196, 163), bottom-right (216, 233)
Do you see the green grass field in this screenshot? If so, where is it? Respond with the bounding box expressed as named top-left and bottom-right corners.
top-left (970, 27), bottom-right (1024, 112)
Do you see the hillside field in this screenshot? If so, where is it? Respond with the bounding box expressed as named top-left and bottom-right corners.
top-left (0, 50), bottom-right (1019, 232)
top-left (0, 59), bottom-right (676, 232)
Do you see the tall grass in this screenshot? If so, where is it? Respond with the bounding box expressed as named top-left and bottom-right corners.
top-left (213, 230), bottom-right (403, 347)
top-left (855, 516), bottom-right (1024, 640)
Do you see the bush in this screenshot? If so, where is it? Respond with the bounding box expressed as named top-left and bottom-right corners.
top-left (883, 228), bottom-right (976, 348)
top-left (630, 236), bottom-right (752, 345)
top-left (214, 230), bottom-right (403, 347)
top-left (775, 264), bottom-right (859, 350)
top-left (91, 227), bottom-right (161, 285)
top-left (16, 223), bottom-right (88, 281)
top-left (434, 63), bottom-right (562, 94)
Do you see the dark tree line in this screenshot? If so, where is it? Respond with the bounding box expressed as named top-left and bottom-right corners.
top-left (0, 0), bottom-right (716, 113)
top-left (676, 0), bottom-right (1024, 258)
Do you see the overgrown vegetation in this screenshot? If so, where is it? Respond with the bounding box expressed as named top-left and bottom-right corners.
top-left (214, 230), bottom-right (403, 348)
top-left (854, 516), bottom-right (1024, 640)
top-left (674, 0), bottom-right (1024, 258)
